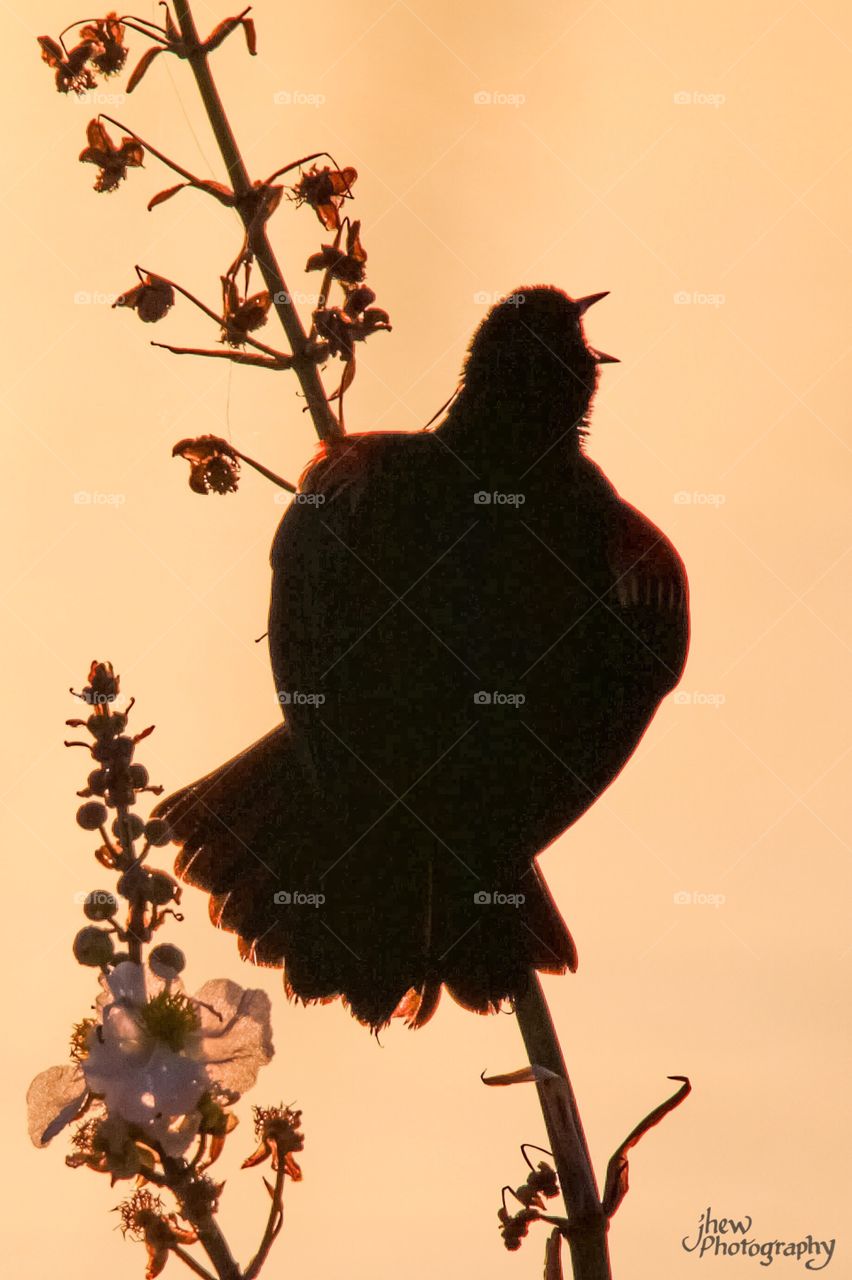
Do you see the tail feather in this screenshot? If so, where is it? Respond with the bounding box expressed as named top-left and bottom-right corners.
top-left (153, 724), bottom-right (578, 1030)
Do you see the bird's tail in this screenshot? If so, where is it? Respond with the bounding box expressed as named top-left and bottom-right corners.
top-left (153, 727), bottom-right (578, 1030)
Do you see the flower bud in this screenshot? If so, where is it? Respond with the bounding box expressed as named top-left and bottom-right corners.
top-left (83, 890), bottom-right (118, 921)
top-left (76, 801), bottom-right (108, 831)
top-left (116, 864), bottom-right (148, 899)
top-left (145, 870), bottom-right (178, 906)
top-left (149, 943), bottom-right (185, 976)
top-left (73, 926), bottom-right (114, 967)
top-left (86, 769), bottom-right (109, 795)
top-left (128, 764), bottom-right (149, 789)
top-left (144, 818), bottom-right (173, 847)
top-left (112, 813), bottom-right (145, 844)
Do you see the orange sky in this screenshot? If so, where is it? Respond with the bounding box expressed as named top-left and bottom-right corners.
top-left (4, 2), bottom-right (851, 1277)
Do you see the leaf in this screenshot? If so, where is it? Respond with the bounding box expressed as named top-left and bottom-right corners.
top-left (601, 1076), bottom-right (691, 1220)
top-left (482, 1065), bottom-right (561, 1087)
top-left (127, 46), bottom-right (163, 93)
top-left (148, 183), bottom-right (188, 211)
top-left (243, 18), bottom-right (257, 55)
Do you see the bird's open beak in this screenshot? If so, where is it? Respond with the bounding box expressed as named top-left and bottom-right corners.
top-left (576, 291), bottom-right (609, 314)
top-left (576, 293), bottom-right (619, 361)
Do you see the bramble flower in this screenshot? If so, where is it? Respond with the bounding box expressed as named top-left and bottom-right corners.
top-left (305, 219), bottom-right (367, 285)
top-left (28, 961), bottom-right (273, 1157)
top-left (79, 119), bottom-right (144, 193)
top-left (290, 165), bottom-right (357, 231)
top-left (80, 14), bottom-right (128, 77)
top-left (172, 435), bottom-right (241, 495)
top-left (113, 273), bottom-right (175, 323)
top-left (37, 35), bottom-right (99, 94)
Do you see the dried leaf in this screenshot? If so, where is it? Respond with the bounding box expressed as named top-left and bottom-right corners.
top-left (148, 183), bottom-right (188, 211)
top-left (204, 14), bottom-right (257, 55)
top-left (127, 46), bottom-right (164, 93)
top-left (601, 1076), bottom-right (691, 1219)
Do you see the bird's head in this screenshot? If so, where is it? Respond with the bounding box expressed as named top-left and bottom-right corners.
top-left (457, 285), bottom-right (617, 437)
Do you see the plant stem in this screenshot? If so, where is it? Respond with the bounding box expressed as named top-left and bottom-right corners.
top-left (514, 972), bottom-right (611, 1280)
top-left (172, 0), bottom-right (342, 443)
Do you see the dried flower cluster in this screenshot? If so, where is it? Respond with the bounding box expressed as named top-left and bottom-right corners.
top-left (38, 4), bottom-right (391, 492)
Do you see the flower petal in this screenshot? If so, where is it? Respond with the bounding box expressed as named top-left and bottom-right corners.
top-left (193, 980), bottom-right (273, 1095)
top-left (26, 1064), bottom-right (87, 1147)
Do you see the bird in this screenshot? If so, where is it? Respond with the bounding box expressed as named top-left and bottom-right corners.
top-left (153, 285), bottom-right (689, 1031)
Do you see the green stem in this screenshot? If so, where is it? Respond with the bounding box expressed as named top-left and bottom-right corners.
top-left (172, 0), bottom-right (342, 443)
top-left (514, 972), bottom-right (611, 1280)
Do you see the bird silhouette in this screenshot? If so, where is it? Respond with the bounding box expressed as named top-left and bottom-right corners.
top-left (153, 285), bottom-right (689, 1030)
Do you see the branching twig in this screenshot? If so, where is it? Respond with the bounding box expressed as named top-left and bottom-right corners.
top-left (172, 0), bottom-right (341, 442)
top-left (244, 1162), bottom-right (287, 1280)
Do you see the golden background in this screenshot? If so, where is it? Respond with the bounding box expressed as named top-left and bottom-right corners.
top-left (4, 1), bottom-right (850, 1275)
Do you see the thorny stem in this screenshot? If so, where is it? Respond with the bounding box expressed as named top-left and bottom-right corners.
top-left (514, 972), bottom-right (611, 1280)
top-left (244, 1161), bottom-right (287, 1280)
top-left (164, 1158), bottom-right (241, 1280)
top-left (173, 1245), bottom-right (216, 1280)
top-left (172, 0), bottom-right (342, 443)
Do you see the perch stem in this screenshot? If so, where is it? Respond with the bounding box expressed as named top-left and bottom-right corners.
top-left (514, 972), bottom-right (611, 1280)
